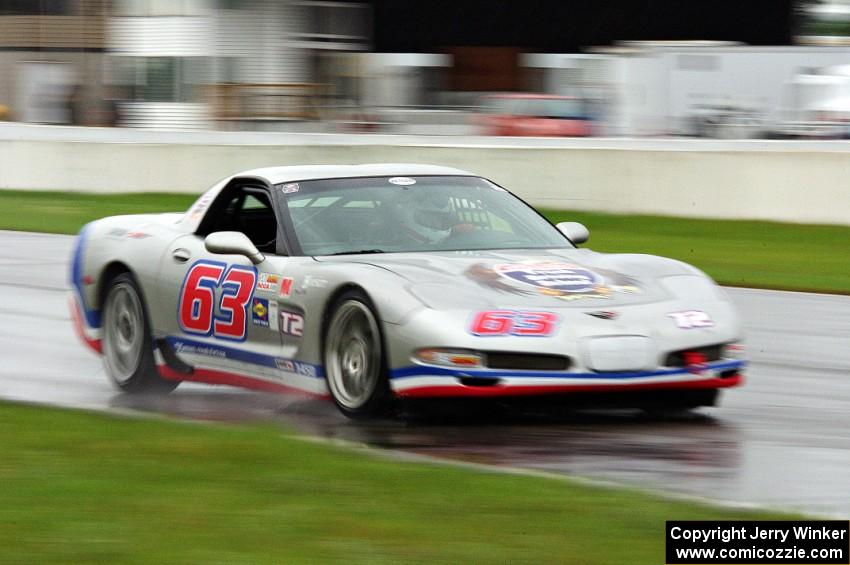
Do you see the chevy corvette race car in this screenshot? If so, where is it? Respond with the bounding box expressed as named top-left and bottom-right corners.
top-left (70, 164), bottom-right (746, 418)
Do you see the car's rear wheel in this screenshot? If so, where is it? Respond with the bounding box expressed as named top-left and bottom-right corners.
top-left (102, 273), bottom-right (177, 393)
top-left (323, 290), bottom-right (389, 418)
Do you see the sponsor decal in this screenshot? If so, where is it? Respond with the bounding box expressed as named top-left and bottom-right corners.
top-left (668, 310), bottom-right (714, 329)
top-left (294, 362), bottom-right (317, 378)
top-left (388, 176), bottom-right (416, 186)
top-left (497, 262), bottom-right (603, 293)
top-left (174, 341), bottom-right (227, 359)
top-left (108, 228), bottom-right (151, 239)
top-left (188, 192), bottom-right (214, 220)
top-left (278, 182), bottom-right (300, 194)
top-left (251, 297), bottom-right (270, 327)
top-left (470, 310), bottom-right (560, 337)
top-left (586, 310), bottom-right (620, 320)
top-left (268, 299), bottom-right (279, 331)
top-left (257, 273), bottom-right (280, 292)
top-left (274, 358), bottom-right (318, 377)
top-left (279, 310), bottom-right (304, 337)
top-left (279, 276), bottom-right (294, 297)
top-left (465, 260), bottom-right (641, 302)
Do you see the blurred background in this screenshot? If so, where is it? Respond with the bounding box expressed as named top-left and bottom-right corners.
top-left (3, 0), bottom-right (850, 137)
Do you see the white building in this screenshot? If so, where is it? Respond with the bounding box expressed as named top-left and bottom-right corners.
top-left (109, 0), bottom-right (371, 129)
top-left (524, 42), bottom-right (850, 136)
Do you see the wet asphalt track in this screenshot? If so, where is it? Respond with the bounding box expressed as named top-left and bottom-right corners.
top-left (1, 230), bottom-right (849, 516)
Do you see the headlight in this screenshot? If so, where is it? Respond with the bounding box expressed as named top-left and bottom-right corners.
top-left (414, 348), bottom-right (485, 369)
top-left (721, 342), bottom-right (746, 360)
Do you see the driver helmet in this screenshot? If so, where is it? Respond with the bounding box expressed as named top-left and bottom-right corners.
top-left (400, 191), bottom-right (457, 242)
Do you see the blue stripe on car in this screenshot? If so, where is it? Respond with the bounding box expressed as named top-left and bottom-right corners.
top-left (70, 223), bottom-right (101, 329)
top-left (165, 336), bottom-right (324, 378)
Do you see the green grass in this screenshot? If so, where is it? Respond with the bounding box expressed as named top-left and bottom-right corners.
top-left (0, 190), bottom-right (196, 235)
top-left (542, 209), bottom-right (850, 294)
top-left (0, 402), bottom-right (791, 564)
top-left (0, 190), bottom-right (847, 294)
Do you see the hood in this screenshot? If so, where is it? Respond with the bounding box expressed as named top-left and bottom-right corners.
top-left (318, 248), bottom-right (708, 310)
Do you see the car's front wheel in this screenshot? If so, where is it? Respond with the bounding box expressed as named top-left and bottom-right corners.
top-left (102, 273), bottom-right (178, 393)
top-left (323, 290), bottom-right (389, 418)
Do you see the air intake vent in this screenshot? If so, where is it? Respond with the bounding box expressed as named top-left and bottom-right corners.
top-left (485, 353), bottom-right (571, 371)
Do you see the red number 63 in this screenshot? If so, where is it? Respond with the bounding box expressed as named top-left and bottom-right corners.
top-left (178, 261), bottom-right (257, 341)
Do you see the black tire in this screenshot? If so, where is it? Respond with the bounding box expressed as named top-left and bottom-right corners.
top-left (101, 272), bottom-right (178, 394)
top-left (323, 289), bottom-right (390, 419)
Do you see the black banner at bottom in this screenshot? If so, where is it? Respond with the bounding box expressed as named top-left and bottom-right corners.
top-left (666, 521), bottom-right (849, 564)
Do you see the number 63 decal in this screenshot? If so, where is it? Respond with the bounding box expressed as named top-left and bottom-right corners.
top-left (470, 310), bottom-right (560, 337)
top-left (178, 261), bottom-right (257, 341)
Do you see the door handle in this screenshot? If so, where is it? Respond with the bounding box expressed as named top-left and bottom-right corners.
top-left (171, 248), bottom-right (191, 263)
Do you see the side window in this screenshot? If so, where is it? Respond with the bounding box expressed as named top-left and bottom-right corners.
top-left (243, 195), bottom-right (268, 210)
top-left (197, 185), bottom-right (278, 253)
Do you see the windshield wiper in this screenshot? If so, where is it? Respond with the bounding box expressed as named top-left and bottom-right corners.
top-left (326, 249), bottom-right (386, 256)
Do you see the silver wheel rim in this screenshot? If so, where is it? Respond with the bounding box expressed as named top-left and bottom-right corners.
top-left (325, 300), bottom-right (381, 410)
top-left (103, 282), bottom-right (145, 385)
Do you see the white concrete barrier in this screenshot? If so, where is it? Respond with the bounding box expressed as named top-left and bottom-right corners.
top-left (2, 123), bottom-right (850, 225)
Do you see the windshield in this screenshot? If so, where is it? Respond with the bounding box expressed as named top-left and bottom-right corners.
top-left (278, 176), bottom-right (572, 256)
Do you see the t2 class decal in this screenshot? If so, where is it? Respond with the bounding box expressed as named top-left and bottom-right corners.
top-left (470, 310), bottom-right (560, 337)
top-left (668, 310), bottom-right (714, 329)
top-left (279, 310), bottom-right (304, 337)
top-left (178, 261), bottom-right (257, 341)
top-left (465, 260), bottom-right (641, 301)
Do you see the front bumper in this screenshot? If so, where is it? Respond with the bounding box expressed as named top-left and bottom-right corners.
top-left (70, 294), bottom-right (102, 354)
top-left (389, 360), bottom-right (744, 398)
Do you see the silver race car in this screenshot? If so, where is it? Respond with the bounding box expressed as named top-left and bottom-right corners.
top-left (70, 164), bottom-right (746, 418)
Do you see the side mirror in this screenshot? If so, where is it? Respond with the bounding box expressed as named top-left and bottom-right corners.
top-left (556, 221), bottom-right (589, 245)
top-left (204, 231), bottom-right (264, 264)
